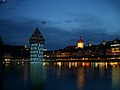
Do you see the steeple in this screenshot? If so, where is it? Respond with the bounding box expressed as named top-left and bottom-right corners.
top-left (102, 39), bottom-right (106, 45)
top-left (88, 40), bottom-right (91, 46)
top-left (77, 36), bottom-right (84, 48)
top-left (78, 36), bottom-right (84, 43)
top-left (29, 27), bottom-right (45, 44)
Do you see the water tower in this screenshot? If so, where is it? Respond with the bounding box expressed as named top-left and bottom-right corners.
top-left (29, 27), bottom-right (45, 62)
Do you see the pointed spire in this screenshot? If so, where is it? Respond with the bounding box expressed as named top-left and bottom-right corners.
top-left (102, 39), bottom-right (106, 45)
top-left (36, 27), bottom-right (39, 30)
top-left (35, 27), bottom-right (39, 32)
top-left (78, 36), bottom-right (83, 43)
top-left (29, 27), bottom-right (45, 44)
top-left (77, 36), bottom-right (84, 48)
top-left (88, 40), bottom-right (91, 46)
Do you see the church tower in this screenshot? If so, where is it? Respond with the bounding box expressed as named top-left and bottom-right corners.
top-left (88, 40), bottom-right (91, 46)
top-left (29, 27), bottom-right (45, 62)
top-left (102, 40), bottom-right (106, 45)
top-left (77, 36), bottom-right (84, 49)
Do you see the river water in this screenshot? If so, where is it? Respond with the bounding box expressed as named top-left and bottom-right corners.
top-left (1, 61), bottom-right (120, 90)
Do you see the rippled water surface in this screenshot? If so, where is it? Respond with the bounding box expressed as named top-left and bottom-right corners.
top-left (1, 62), bottom-right (120, 90)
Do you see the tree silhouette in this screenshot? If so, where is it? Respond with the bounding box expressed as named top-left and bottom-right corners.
top-left (0, 36), bottom-right (4, 90)
top-left (0, 36), bottom-right (4, 60)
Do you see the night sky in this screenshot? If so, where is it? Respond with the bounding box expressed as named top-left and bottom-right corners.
top-left (0, 0), bottom-right (120, 50)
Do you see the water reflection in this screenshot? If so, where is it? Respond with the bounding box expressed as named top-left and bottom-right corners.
top-left (77, 68), bottom-right (85, 90)
top-left (111, 62), bottom-right (120, 89)
top-left (52, 62), bottom-right (120, 90)
top-left (0, 62), bottom-right (3, 90)
top-left (24, 64), bottom-right (29, 83)
top-left (29, 63), bottom-right (46, 90)
top-left (1, 61), bottom-right (120, 90)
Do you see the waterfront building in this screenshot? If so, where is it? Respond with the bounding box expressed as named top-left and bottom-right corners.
top-left (77, 37), bottom-right (84, 48)
top-left (110, 40), bottom-right (120, 55)
top-left (106, 38), bottom-right (120, 59)
top-left (21, 45), bottom-right (30, 59)
top-left (44, 37), bottom-right (120, 61)
top-left (29, 27), bottom-right (45, 62)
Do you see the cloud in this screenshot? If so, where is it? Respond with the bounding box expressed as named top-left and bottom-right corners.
top-left (41, 25), bottom-right (119, 49)
top-left (0, 18), bottom-right (39, 45)
top-left (70, 27), bottom-right (118, 45)
top-left (0, 18), bottom-right (74, 50)
top-left (64, 20), bottom-right (72, 23)
top-left (40, 21), bottom-right (47, 25)
top-left (0, 0), bottom-right (5, 3)
top-left (0, 17), bottom-right (119, 50)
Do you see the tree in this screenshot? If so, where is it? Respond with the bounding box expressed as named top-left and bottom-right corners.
top-left (0, 36), bottom-right (4, 90)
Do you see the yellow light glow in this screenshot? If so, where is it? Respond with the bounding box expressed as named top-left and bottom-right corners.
top-left (43, 63), bottom-right (46, 66)
top-left (75, 62), bottom-right (77, 67)
top-left (57, 62), bottom-right (61, 67)
top-left (105, 62), bottom-right (108, 69)
top-left (5, 59), bottom-right (10, 61)
top-left (78, 43), bottom-right (84, 48)
top-left (69, 62), bottom-right (72, 68)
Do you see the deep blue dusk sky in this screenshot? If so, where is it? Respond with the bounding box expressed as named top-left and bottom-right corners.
top-left (0, 0), bottom-right (120, 50)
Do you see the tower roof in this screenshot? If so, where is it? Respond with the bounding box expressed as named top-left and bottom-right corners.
top-left (88, 40), bottom-right (91, 43)
top-left (29, 27), bottom-right (45, 44)
top-left (78, 36), bottom-right (84, 43)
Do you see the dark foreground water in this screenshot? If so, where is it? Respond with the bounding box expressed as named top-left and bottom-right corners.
top-left (1, 62), bottom-right (120, 90)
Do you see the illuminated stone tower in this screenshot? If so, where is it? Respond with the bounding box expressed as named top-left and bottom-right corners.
top-left (77, 36), bottom-right (84, 49)
top-left (29, 27), bottom-right (45, 62)
top-left (102, 40), bottom-right (106, 45)
top-left (88, 40), bottom-right (91, 46)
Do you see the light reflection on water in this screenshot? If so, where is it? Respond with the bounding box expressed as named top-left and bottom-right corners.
top-left (1, 61), bottom-right (120, 90)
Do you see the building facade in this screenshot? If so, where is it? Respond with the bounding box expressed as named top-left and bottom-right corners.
top-left (44, 37), bottom-right (120, 61)
top-left (29, 27), bottom-right (45, 62)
